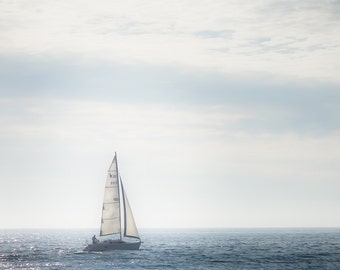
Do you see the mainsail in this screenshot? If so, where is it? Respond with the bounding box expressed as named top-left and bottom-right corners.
top-left (100, 155), bottom-right (121, 236)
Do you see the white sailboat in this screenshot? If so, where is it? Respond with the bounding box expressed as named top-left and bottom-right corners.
top-left (84, 153), bottom-right (141, 251)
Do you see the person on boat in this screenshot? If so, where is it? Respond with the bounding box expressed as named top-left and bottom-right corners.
top-left (92, 235), bottom-right (98, 244)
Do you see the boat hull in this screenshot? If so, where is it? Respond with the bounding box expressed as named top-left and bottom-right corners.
top-left (84, 240), bottom-right (141, 251)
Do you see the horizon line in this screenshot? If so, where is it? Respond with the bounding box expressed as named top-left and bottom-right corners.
top-left (1, 226), bottom-right (340, 230)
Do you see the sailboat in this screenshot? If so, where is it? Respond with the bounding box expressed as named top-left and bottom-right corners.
top-left (84, 153), bottom-right (141, 251)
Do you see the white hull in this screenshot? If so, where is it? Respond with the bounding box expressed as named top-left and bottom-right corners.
top-left (84, 239), bottom-right (141, 251)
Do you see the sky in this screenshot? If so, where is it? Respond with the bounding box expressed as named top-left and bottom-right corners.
top-left (0, 0), bottom-right (340, 229)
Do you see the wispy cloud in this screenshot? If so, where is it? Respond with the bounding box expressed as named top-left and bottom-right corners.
top-left (1, 0), bottom-right (339, 81)
top-left (1, 56), bottom-right (339, 135)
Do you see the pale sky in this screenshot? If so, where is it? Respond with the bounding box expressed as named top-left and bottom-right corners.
top-left (0, 0), bottom-right (340, 229)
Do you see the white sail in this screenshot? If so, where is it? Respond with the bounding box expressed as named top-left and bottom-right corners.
top-left (122, 181), bottom-right (140, 239)
top-left (100, 155), bottom-right (121, 236)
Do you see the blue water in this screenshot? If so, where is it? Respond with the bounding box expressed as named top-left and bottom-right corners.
top-left (1, 228), bottom-right (340, 269)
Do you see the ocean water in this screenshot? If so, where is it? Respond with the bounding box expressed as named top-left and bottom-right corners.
top-left (1, 228), bottom-right (340, 269)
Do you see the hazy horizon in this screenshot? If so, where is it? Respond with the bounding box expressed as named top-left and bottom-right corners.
top-left (2, 226), bottom-right (340, 230)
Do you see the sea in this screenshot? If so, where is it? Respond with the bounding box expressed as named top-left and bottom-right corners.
top-left (1, 228), bottom-right (340, 269)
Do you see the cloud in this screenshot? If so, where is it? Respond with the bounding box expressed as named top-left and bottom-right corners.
top-left (1, 55), bottom-right (339, 136)
top-left (194, 30), bottom-right (234, 39)
top-left (0, 0), bottom-right (339, 81)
